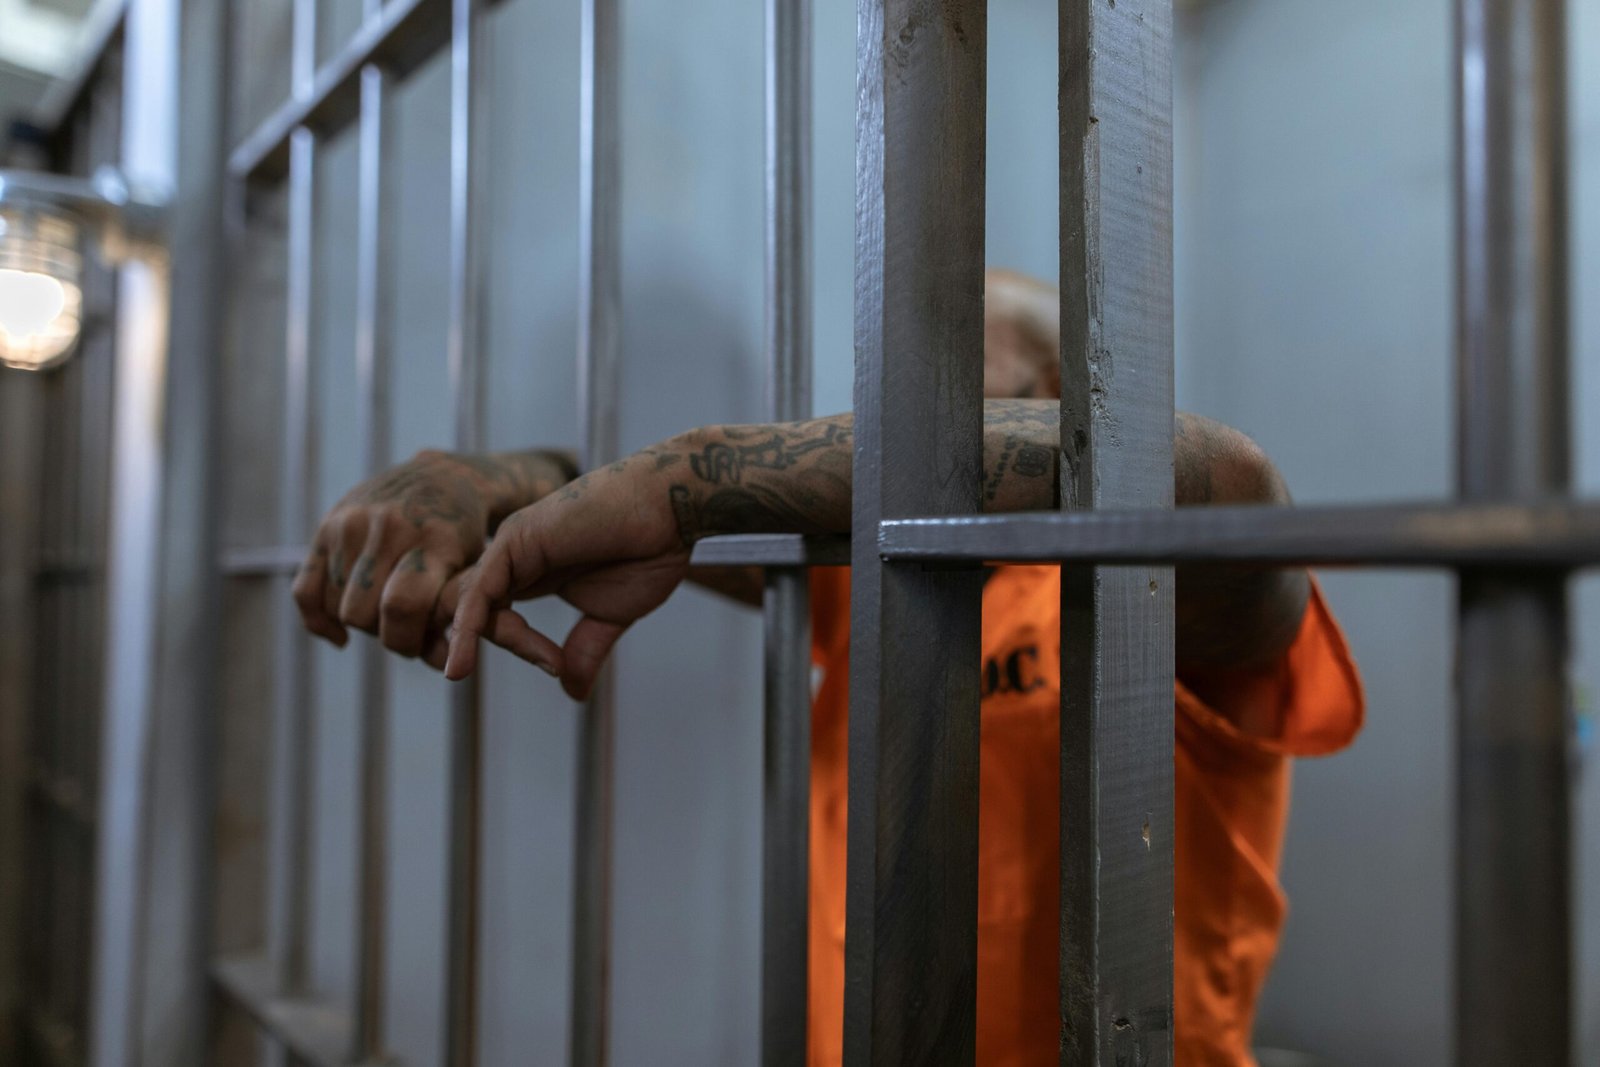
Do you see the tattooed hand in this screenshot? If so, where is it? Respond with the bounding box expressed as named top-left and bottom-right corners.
top-left (292, 448), bottom-right (577, 661)
top-left (442, 443), bottom-right (699, 696)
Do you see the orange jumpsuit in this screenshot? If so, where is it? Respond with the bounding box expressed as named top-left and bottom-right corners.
top-left (805, 566), bottom-right (1364, 1066)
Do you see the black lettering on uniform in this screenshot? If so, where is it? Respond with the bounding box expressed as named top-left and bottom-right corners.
top-left (1006, 645), bottom-right (1042, 694)
top-left (980, 643), bottom-right (1044, 698)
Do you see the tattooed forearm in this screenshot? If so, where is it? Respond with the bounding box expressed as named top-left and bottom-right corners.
top-left (662, 404), bottom-right (1067, 544)
top-left (688, 421), bottom-right (852, 485)
top-left (978, 400), bottom-right (1061, 511)
top-left (654, 401), bottom-right (1308, 673)
top-left (665, 417), bottom-right (855, 543)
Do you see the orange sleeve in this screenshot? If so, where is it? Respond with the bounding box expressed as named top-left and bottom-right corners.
top-left (1176, 577), bottom-right (1365, 759)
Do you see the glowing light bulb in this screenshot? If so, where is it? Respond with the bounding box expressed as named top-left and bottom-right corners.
top-left (0, 210), bottom-right (82, 372)
top-left (0, 268), bottom-right (67, 337)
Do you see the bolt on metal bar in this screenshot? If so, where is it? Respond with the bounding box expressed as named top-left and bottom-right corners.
top-left (844, 0), bottom-right (986, 1060)
top-left (572, 0), bottom-right (620, 1062)
top-left (1453, 1), bottom-right (1573, 1063)
top-left (265, 125), bottom-right (317, 1053)
top-left (760, 1), bottom-right (813, 1063)
top-left (1057, 1), bottom-right (1176, 1063)
top-left (444, 0), bottom-right (491, 1062)
top-left (350, 61), bottom-right (394, 1063)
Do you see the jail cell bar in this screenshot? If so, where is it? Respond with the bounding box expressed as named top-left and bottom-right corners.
top-left (847, 0), bottom-right (987, 1062)
top-left (1454, 1), bottom-right (1573, 1064)
top-left (444, 0), bottom-right (491, 1062)
top-left (571, 0), bottom-right (620, 1060)
top-left (1058, 1), bottom-right (1176, 1061)
top-left (761, 0), bottom-right (814, 1064)
top-left (352, 56), bottom-right (394, 1064)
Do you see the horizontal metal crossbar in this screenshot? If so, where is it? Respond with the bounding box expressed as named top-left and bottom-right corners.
top-left (219, 534), bottom-right (851, 576)
top-left (227, 500), bottom-right (1600, 577)
top-left (880, 500), bottom-right (1600, 568)
top-left (218, 545), bottom-right (307, 575)
top-left (689, 533), bottom-right (849, 567)
top-left (224, 502), bottom-right (1600, 577)
top-left (227, 0), bottom-right (454, 182)
top-left (210, 953), bottom-right (375, 1067)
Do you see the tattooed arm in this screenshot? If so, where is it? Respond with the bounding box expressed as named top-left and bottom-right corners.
top-left (666, 407), bottom-right (1306, 675)
top-left (444, 401), bottom-right (1309, 696)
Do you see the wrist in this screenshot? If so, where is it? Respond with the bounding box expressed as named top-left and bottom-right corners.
top-left (425, 448), bottom-right (579, 528)
top-left (653, 429), bottom-right (709, 546)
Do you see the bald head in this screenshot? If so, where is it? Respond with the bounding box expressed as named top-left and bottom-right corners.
top-left (984, 268), bottom-right (1061, 400)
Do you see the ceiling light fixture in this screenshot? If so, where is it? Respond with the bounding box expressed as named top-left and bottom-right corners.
top-left (0, 166), bottom-right (167, 372)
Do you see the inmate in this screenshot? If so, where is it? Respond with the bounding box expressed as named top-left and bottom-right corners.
top-left (293, 270), bottom-right (1363, 1066)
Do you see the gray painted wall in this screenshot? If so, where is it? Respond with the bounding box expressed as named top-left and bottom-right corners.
top-left (294, 0), bottom-right (1598, 1063)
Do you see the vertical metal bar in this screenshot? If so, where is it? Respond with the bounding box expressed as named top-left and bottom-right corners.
top-left (845, 0), bottom-right (985, 1061)
top-left (572, 0), bottom-right (620, 1061)
top-left (265, 9), bottom-right (321, 1066)
top-left (0, 373), bottom-right (44, 1066)
top-left (1057, 1), bottom-right (1176, 1063)
top-left (444, 0), bottom-right (490, 1062)
top-left (89, 1), bottom-right (179, 1061)
top-left (292, 0), bottom-right (317, 102)
top-left (761, 0), bottom-right (812, 1063)
top-left (267, 126), bottom-right (317, 1008)
top-left (765, 0), bottom-right (812, 427)
top-left (351, 60), bottom-right (394, 1063)
top-left (126, 0), bottom-right (230, 1057)
top-left (1454, 1), bottom-right (1572, 1064)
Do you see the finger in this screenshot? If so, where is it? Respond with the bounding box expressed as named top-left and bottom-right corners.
top-left (481, 608), bottom-right (564, 678)
top-left (558, 615), bottom-right (628, 701)
top-left (292, 538), bottom-right (348, 646)
top-left (434, 571), bottom-right (465, 625)
top-left (339, 514), bottom-right (405, 633)
top-left (415, 574), bottom-right (467, 672)
top-left (444, 544), bottom-right (514, 681)
top-left (378, 546), bottom-right (452, 658)
top-left (323, 515), bottom-right (366, 628)
top-left (422, 634), bottom-right (451, 672)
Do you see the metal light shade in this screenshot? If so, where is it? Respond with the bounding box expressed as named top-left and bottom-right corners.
top-left (0, 166), bottom-right (166, 372)
top-left (0, 209), bottom-right (83, 371)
